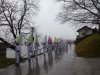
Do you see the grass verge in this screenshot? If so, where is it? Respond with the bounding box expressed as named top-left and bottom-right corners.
top-left (76, 33), bottom-right (100, 58)
top-left (0, 56), bottom-right (27, 67)
top-left (0, 57), bottom-right (15, 66)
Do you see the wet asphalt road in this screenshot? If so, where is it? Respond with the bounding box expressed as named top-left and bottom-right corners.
top-left (0, 44), bottom-right (75, 75)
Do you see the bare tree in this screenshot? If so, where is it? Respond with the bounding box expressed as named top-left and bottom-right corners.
top-left (0, 0), bottom-right (39, 49)
top-left (55, 0), bottom-right (100, 32)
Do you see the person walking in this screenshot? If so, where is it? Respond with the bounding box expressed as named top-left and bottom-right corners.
top-left (47, 36), bottom-right (52, 53)
top-left (42, 35), bottom-right (47, 56)
top-left (34, 43), bottom-right (40, 59)
top-left (13, 42), bottom-right (22, 66)
top-left (48, 42), bottom-right (52, 53)
top-left (54, 42), bottom-right (57, 50)
top-left (25, 42), bottom-right (33, 61)
top-left (42, 42), bottom-right (47, 56)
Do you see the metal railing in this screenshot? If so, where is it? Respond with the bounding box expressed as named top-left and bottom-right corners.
top-left (0, 45), bottom-right (57, 68)
top-left (0, 47), bottom-right (46, 68)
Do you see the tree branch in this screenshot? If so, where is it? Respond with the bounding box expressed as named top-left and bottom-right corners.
top-left (0, 37), bottom-right (15, 50)
top-left (73, 0), bottom-right (98, 17)
top-left (91, 0), bottom-right (100, 13)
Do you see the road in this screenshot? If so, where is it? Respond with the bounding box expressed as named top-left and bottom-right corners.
top-left (0, 44), bottom-right (76, 75)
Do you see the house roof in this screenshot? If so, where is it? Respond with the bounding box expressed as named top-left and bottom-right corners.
top-left (77, 26), bottom-right (92, 32)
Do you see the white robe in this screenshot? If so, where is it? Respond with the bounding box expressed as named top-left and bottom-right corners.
top-left (14, 44), bottom-right (21, 63)
top-left (42, 44), bottom-right (46, 53)
top-left (54, 43), bottom-right (57, 50)
top-left (34, 44), bottom-right (39, 57)
top-left (47, 43), bottom-right (52, 53)
top-left (27, 44), bottom-right (33, 60)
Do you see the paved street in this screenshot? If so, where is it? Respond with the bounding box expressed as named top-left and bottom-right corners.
top-left (0, 44), bottom-right (100, 75)
top-left (73, 57), bottom-right (100, 75)
top-left (0, 44), bottom-right (75, 75)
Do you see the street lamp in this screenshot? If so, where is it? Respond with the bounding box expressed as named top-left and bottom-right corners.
top-left (31, 27), bottom-right (34, 41)
top-left (31, 27), bottom-right (34, 36)
top-left (31, 27), bottom-right (35, 56)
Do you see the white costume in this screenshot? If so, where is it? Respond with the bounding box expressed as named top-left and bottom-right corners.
top-left (57, 43), bottom-right (60, 50)
top-left (27, 44), bottom-right (33, 60)
top-left (48, 43), bottom-right (52, 53)
top-left (14, 44), bottom-right (21, 64)
top-left (59, 43), bottom-right (61, 49)
top-left (42, 43), bottom-right (47, 54)
top-left (34, 44), bottom-right (39, 58)
top-left (54, 43), bottom-right (57, 50)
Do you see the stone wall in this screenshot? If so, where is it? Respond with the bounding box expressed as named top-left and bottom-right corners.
top-left (75, 34), bottom-right (93, 45)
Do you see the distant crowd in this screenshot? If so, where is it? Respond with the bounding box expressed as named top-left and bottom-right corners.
top-left (13, 35), bottom-right (73, 66)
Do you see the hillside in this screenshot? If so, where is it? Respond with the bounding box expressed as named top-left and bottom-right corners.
top-left (75, 33), bottom-right (100, 58)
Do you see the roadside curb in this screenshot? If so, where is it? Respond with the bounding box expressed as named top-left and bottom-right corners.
top-left (0, 51), bottom-right (45, 68)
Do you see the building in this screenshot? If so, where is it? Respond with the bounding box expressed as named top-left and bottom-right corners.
top-left (77, 26), bottom-right (97, 38)
top-left (75, 26), bottom-right (97, 44)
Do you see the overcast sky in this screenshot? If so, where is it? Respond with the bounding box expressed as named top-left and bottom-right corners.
top-left (34, 0), bottom-right (78, 40)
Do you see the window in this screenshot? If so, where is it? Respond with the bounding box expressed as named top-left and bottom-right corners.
top-left (82, 33), bottom-right (85, 35)
top-left (85, 28), bottom-right (86, 31)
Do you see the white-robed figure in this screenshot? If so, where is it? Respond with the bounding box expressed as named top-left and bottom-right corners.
top-left (13, 42), bottom-right (22, 66)
top-left (48, 43), bottom-right (52, 53)
top-left (59, 39), bottom-right (63, 49)
top-left (26, 34), bottom-right (34, 61)
top-left (34, 35), bottom-right (40, 59)
top-left (57, 38), bottom-right (61, 50)
top-left (57, 42), bottom-right (60, 50)
top-left (25, 42), bottom-right (33, 61)
top-left (47, 36), bottom-right (52, 53)
top-left (13, 34), bottom-right (22, 66)
top-left (54, 43), bottom-right (57, 50)
top-left (42, 43), bottom-right (47, 55)
top-left (34, 43), bottom-right (40, 59)
top-left (54, 37), bottom-right (58, 50)
top-left (42, 35), bottom-right (47, 55)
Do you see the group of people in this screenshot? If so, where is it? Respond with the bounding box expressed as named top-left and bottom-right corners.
top-left (13, 40), bottom-right (66, 66)
top-left (13, 41), bottom-right (40, 66)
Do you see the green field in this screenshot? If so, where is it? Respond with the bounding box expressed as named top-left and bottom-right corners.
top-left (76, 33), bottom-right (100, 58)
top-left (0, 57), bottom-right (15, 66)
top-left (0, 56), bottom-right (27, 66)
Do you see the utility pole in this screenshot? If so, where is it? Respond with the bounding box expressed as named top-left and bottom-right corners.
top-left (31, 27), bottom-right (34, 38)
top-left (31, 27), bottom-right (35, 56)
